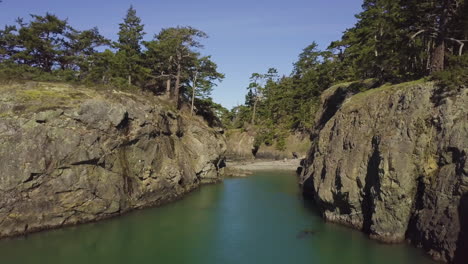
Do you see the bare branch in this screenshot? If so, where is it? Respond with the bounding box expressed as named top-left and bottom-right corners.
top-left (152, 74), bottom-right (174, 79)
top-left (445, 38), bottom-right (468, 56)
top-left (410, 30), bottom-right (426, 40)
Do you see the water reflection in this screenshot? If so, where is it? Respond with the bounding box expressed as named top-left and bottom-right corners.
top-left (0, 171), bottom-right (435, 264)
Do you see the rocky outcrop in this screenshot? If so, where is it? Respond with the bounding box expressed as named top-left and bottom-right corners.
top-left (299, 81), bottom-right (467, 263)
top-left (0, 82), bottom-right (226, 239)
top-left (225, 129), bottom-right (256, 160)
top-left (226, 129), bottom-right (310, 160)
top-left (255, 134), bottom-right (310, 160)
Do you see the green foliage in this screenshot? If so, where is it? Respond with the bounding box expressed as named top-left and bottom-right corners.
top-left (0, 63), bottom-right (77, 82)
top-left (432, 54), bottom-right (468, 90)
top-left (192, 97), bottom-right (229, 127)
top-left (0, 12), bottom-right (110, 83)
top-left (17, 13), bottom-right (69, 71)
top-left (187, 55), bottom-right (224, 99)
top-left (143, 26), bottom-right (223, 107)
top-left (230, 43), bottom-right (344, 134)
top-left (275, 136), bottom-right (286, 151)
top-left (0, 7), bottom-right (223, 118)
top-left (229, 105), bottom-right (252, 129)
top-left (2, 2), bottom-right (466, 133)
top-left (115, 6), bottom-right (147, 86)
top-left (329, 0), bottom-right (467, 81)
top-left (251, 127), bottom-right (288, 152)
top-left (227, 0), bottom-right (467, 141)
top-left (253, 129), bottom-right (275, 149)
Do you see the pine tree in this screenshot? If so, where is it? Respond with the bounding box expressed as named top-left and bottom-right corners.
top-left (60, 27), bottom-right (109, 72)
top-left (116, 6), bottom-right (146, 85)
top-left (188, 56), bottom-right (224, 115)
top-left (247, 73), bottom-right (265, 125)
top-left (15, 13), bottom-right (69, 72)
top-left (152, 26), bottom-right (208, 108)
top-left (0, 25), bottom-right (18, 63)
top-left (293, 42), bottom-right (321, 76)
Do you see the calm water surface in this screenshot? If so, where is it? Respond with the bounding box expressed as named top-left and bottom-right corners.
top-left (0, 171), bottom-right (435, 264)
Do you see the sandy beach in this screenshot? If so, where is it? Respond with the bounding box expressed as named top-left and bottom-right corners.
top-left (226, 159), bottom-right (301, 171)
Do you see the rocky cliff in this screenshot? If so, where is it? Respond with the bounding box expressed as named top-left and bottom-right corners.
top-left (299, 81), bottom-right (467, 263)
top-left (226, 129), bottom-right (310, 160)
top-left (0, 82), bottom-right (226, 239)
top-left (225, 129), bottom-right (256, 160)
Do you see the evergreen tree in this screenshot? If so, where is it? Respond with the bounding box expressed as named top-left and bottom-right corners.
top-left (60, 27), bottom-right (109, 72)
top-left (15, 13), bottom-right (69, 72)
top-left (293, 42), bottom-right (321, 76)
top-left (152, 26), bottom-right (208, 108)
top-left (409, 0), bottom-right (467, 73)
top-left (188, 56), bottom-right (224, 115)
top-left (0, 9), bottom-right (224, 112)
top-left (143, 34), bottom-right (179, 95)
top-left (247, 72), bottom-right (266, 125)
top-left (0, 25), bottom-right (18, 63)
top-left (83, 49), bottom-right (116, 84)
top-left (116, 6), bottom-right (146, 85)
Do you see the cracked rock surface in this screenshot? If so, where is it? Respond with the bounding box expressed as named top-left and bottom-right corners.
top-left (299, 81), bottom-right (467, 263)
top-left (0, 82), bottom-right (226, 239)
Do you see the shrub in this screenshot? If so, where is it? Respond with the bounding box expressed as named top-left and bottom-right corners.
top-left (432, 54), bottom-right (468, 91)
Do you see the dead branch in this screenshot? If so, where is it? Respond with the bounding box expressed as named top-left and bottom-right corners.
top-left (445, 38), bottom-right (468, 56)
top-left (411, 30), bottom-right (426, 40)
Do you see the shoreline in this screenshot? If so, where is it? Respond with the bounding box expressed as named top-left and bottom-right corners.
top-left (225, 159), bottom-right (301, 176)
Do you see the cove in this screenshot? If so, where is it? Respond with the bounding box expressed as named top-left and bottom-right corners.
top-left (0, 171), bottom-right (435, 264)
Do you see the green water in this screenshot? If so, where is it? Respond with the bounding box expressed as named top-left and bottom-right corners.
top-left (0, 171), bottom-right (435, 264)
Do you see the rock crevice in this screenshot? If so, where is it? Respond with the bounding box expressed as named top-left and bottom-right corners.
top-left (300, 81), bottom-right (467, 263)
top-left (0, 83), bottom-right (226, 239)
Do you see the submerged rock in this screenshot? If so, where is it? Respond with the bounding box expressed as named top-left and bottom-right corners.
top-left (296, 229), bottom-right (317, 239)
top-left (0, 82), bottom-right (226, 239)
top-left (299, 81), bottom-right (467, 263)
top-left (223, 166), bottom-right (253, 177)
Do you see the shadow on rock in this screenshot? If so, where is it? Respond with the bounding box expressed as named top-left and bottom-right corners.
top-left (454, 193), bottom-right (468, 264)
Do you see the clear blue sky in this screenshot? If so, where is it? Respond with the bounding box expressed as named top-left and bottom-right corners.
top-left (0, 0), bottom-right (363, 109)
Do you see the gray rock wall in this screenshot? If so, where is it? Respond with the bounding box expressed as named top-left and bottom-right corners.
top-left (300, 81), bottom-right (467, 263)
top-left (0, 82), bottom-right (226, 238)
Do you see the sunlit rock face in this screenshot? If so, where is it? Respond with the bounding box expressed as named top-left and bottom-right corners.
top-left (300, 81), bottom-right (467, 263)
top-left (0, 82), bottom-right (226, 239)
top-left (225, 129), bottom-right (310, 160)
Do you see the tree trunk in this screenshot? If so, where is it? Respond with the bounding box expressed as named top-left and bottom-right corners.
top-left (128, 75), bottom-right (132, 86)
top-left (430, 0), bottom-right (450, 74)
top-left (166, 78), bottom-right (171, 96)
top-left (430, 38), bottom-right (446, 73)
top-left (251, 97), bottom-right (258, 125)
top-left (425, 39), bottom-right (432, 71)
top-left (167, 56), bottom-right (173, 97)
top-left (191, 72), bottom-right (198, 116)
top-left (174, 62), bottom-right (181, 109)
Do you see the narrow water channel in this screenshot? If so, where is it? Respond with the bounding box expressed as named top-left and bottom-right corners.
top-left (0, 171), bottom-right (435, 264)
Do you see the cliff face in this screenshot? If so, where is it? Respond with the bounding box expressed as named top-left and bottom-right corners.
top-left (225, 129), bottom-right (256, 160)
top-left (0, 82), bottom-right (226, 239)
top-left (300, 81), bottom-right (467, 263)
top-left (226, 129), bottom-right (310, 160)
top-left (255, 134), bottom-right (310, 160)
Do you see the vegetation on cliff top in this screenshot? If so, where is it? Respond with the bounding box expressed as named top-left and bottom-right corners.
top-left (223, 0), bottom-right (468, 148)
top-left (0, 1), bottom-right (467, 135)
top-left (0, 6), bottom-right (224, 117)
